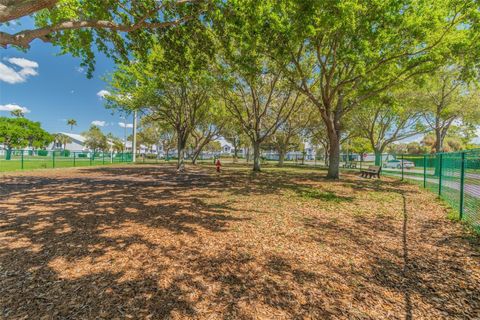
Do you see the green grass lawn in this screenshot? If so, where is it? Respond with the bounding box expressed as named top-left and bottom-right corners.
top-left (0, 157), bottom-right (130, 172)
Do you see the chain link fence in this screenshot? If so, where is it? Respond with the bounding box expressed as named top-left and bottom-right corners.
top-left (0, 149), bottom-right (133, 172)
top-left (378, 149), bottom-right (480, 231)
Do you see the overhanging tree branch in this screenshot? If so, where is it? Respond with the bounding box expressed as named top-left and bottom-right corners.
top-left (0, 0), bottom-right (202, 48)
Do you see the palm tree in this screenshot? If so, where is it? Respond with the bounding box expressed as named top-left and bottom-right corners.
top-left (66, 119), bottom-right (77, 131)
top-left (54, 133), bottom-right (72, 150)
top-left (10, 109), bottom-right (25, 117)
top-left (107, 133), bottom-right (124, 152)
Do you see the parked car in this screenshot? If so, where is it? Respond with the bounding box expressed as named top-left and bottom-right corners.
top-left (383, 159), bottom-right (415, 169)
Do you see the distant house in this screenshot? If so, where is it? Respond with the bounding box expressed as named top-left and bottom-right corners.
top-left (50, 132), bottom-right (118, 152)
top-left (124, 141), bottom-right (160, 155)
top-left (49, 132), bottom-right (87, 151)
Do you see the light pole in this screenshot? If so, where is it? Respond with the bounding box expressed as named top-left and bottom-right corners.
top-left (120, 114), bottom-right (128, 152)
top-left (132, 77), bottom-right (140, 163)
top-left (132, 110), bottom-right (137, 162)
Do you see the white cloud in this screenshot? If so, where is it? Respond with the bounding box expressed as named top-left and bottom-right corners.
top-left (91, 120), bottom-right (106, 127)
top-left (7, 58), bottom-right (38, 69)
top-left (0, 57), bottom-right (39, 84)
top-left (0, 104), bottom-right (31, 113)
top-left (97, 90), bottom-right (111, 98)
top-left (0, 63), bottom-right (25, 84)
top-left (118, 122), bottom-right (133, 128)
top-left (19, 67), bottom-right (38, 77)
top-left (76, 66), bottom-right (85, 74)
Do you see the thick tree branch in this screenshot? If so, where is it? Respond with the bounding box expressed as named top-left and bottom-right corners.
top-left (0, 0), bottom-right (58, 23)
top-left (0, 0), bottom-right (200, 48)
top-left (1, 16), bottom-right (193, 48)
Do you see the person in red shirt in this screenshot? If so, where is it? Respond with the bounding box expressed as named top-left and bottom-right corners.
top-left (215, 159), bottom-right (222, 172)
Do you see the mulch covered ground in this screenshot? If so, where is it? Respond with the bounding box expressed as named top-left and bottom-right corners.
top-left (0, 164), bottom-right (479, 319)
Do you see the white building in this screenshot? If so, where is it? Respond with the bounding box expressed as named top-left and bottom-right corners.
top-left (49, 132), bottom-right (88, 151)
top-left (50, 132), bottom-right (118, 153)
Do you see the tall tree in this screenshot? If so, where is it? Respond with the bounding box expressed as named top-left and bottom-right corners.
top-left (105, 19), bottom-right (216, 171)
top-left (66, 119), bottom-right (77, 131)
top-left (413, 66), bottom-right (480, 152)
top-left (54, 133), bottom-right (72, 150)
top-left (422, 125), bottom-right (478, 152)
top-left (0, 117), bottom-right (52, 159)
top-left (221, 121), bottom-right (248, 162)
top-left (159, 130), bottom-right (177, 160)
top-left (264, 100), bottom-right (313, 166)
top-left (222, 69), bottom-right (302, 171)
top-left (263, 0), bottom-right (472, 178)
top-left (355, 92), bottom-right (425, 165)
top-left (213, 2), bottom-right (303, 171)
top-left (186, 100), bottom-right (227, 164)
top-left (83, 125), bottom-right (108, 152)
top-left (107, 133), bottom-right (125, 152)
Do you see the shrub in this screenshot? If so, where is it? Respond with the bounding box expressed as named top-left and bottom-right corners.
top-left (60, 150), bottom-right (71, 157)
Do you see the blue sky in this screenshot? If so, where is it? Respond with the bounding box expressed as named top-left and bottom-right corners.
top-left (0, 18), bottom-right (133, 139)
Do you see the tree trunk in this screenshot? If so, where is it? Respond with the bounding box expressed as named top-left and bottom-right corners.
top-left (177, 137), bottom-right (186, 172)
top-left (245, 147), bottom-right (250, 163)
top-left (435, 128), bottom-right (443, 153)
top-left (327, 133), bottom-right (340, 179)
top-left (164, 147), bottom-right (170, 161)
top-left (191, 146), bottom-right (204, 165)
top-left (278, 149), bottom-right (285, 166)
top-left (252, 141), bottom-right (261, 172)
top-left (233, 146), bottom-right (238, 163)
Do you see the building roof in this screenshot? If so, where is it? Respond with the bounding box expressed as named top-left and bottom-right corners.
top-left (57, 132), bottom-right (86, 143)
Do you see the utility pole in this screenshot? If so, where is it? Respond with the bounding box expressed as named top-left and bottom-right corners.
top-left (132, 110), bottom-right (137, 162)
top-left (132, 77), bottom-right (139, 163)
top-left (122, 114), bottom-right (127, 151)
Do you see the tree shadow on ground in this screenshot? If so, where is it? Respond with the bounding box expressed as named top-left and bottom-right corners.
top-left (302, 187), bottom-right (480, 319)
top-left (1, 165), bottom-right (478, 318)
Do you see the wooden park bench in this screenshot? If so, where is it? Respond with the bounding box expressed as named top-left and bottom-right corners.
top-left (360, 165), bottom-right (381, 179)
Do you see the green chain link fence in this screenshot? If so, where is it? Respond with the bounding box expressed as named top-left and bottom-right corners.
top-left (377, 149), bottom-right (480, 231)
top-left (0, 149), bottom-right (133, 172)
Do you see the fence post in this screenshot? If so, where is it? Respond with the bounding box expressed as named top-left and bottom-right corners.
top-left (459, 152), bottom-right (465, 220)
top-left (401, 154), bottom-right (404, 181)
top-left (438, 153), bottom-right (443, 196)
top-left (21, 151), bottom-right (24, 170)
top-left (52, 151), bottom-right (55, 168)
top-left (423, 155), bottom-right (426, 188)
top-left (73, 152), bottom-right (76, 167)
